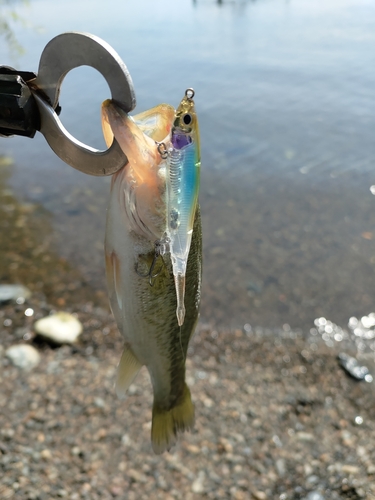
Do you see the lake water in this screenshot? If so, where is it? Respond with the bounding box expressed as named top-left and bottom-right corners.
top-left (1, 0), bottom-right (375, 331)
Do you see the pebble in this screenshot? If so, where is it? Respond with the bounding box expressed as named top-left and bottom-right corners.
top-left (276, 458), bottom-right (286, 477)
top-left (186, 444), bottom-right (200, 454)
top-left (305, 492), bottom-right (325, 500)
top-left (40, 449), bottom-right (52, 461)
top-left (5, 344), bottom-right (40, 371)
top-left (252, 491), bottom-right (267, 500)
top-left (128, 468), bottom-right (147, 483)
top-left (191, 472), bottom-right (206, 493)
top-left (338, 353), bottom-right (372, 381)
top-left (0, 284), bottom-right (31, 304)
top-left (306, 475), bottom-right (320, 485)
top-left (341, 464), bottom-right (360, 475)
top-left (34, 312), bottom-right (83, 344)
top-left (296, 432), bottom-right (314, 441)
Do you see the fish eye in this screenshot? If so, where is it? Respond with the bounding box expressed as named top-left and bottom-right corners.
top-left (182, 113), bottom-right (192, 126)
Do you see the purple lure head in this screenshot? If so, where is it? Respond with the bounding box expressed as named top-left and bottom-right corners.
top-left (172, 133), bottom-right (192, 150)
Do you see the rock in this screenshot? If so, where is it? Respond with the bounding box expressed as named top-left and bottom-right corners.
top-left (0, 284), bottom-right (31, 304)
top-left (341, 464), bottom-right (360, 474)
top-left (338, 353), bottom-right (371, 381)
top-left (5, 344), bottom-right (40, 371)
top-left (251, 491), bottom-right (267, 500)
top-left (276, 458), bottom-right (286, 477)
top-left (186, 444), bottom-right (200, 454)
top-left (306, 475), bottom-right (319, 485)
top-left (40, 449), bottom-right (52, 461)
top-left (128, 468), bottom-right (147, 483)
top-left (191, 472), bottom-right (205, 493)
top-left (34, 312), bottom-right (83, 344)
top-left (305, 492), bottom-right (325, 500)
top-left (296, 432), bottom-right (314, 441)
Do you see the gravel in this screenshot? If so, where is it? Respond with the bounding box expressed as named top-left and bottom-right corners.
top-left (1, 296), bottom-right (375, 499)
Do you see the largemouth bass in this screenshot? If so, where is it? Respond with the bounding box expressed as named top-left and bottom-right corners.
top-left (101, 96), bottom-right (202, 454)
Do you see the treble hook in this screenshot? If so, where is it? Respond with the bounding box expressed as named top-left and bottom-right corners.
top-left (135, 242), bottom-right (166, 287)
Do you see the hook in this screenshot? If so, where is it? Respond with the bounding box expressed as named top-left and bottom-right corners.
top-left (135, 242), bottom-right (166, 287)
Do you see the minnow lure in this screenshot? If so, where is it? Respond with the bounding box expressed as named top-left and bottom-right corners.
top-left (162, 89), bottom-right (201, 326)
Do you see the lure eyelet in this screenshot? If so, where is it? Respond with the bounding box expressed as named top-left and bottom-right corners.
top-left (156, 141), bottom-right (169, 159)
top-left (185, 88), bottom-right (195, 99)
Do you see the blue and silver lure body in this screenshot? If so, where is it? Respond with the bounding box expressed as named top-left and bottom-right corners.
top-left (165, 89), bottom-right (201, 326)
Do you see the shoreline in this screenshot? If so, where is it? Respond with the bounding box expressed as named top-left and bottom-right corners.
top-left (1, 293), bottom-right (375, 499)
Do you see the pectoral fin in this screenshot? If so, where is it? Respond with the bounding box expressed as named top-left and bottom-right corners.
top-left (116, 346), bottom-right (143, 399)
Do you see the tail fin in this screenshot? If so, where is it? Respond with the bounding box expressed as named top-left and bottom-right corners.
top-left (151, 383), bottom-right (195, 454)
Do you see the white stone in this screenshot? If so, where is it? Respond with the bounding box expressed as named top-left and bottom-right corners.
top-left (0, 284), bottom-right (31, 303)
top-left (6, 344), bottom-right (40, 371)
top-left (191, 472), bottom-right (205, 494)
top-left (34, 312), bottom-right (83, 344)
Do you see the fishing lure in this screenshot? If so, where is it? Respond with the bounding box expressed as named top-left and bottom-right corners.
top-left (162, 89), bottom-right (201, 326)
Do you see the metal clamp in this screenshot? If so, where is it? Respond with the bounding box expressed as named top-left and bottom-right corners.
top-left (32, 32), bottom-right (136, 176)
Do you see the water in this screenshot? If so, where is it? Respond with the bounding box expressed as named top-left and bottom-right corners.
top-left (1, 0), bottom-right (375, 331)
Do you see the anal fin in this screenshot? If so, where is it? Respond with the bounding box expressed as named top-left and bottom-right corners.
top-left (116, 346), bottom-right (142, 399)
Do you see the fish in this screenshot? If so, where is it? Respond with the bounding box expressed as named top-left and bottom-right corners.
top-left (101, 97), bottom-right (202, 454)
top-left (166, 88), bottom-right (201, 327)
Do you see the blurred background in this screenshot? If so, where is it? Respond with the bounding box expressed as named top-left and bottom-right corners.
top-left (1, 0), bottom-right (375, 332)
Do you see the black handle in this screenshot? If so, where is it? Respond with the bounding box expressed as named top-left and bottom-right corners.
top-left (0, 66), bottom-right (40, 138)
